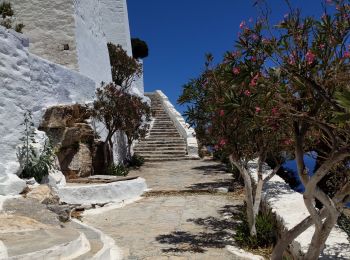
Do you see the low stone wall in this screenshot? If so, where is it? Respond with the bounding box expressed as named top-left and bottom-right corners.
top-left (58, 177), bottom-right (147, 205)
top-left (150, 90), bottom-right (199, 159)
top-left (248, 160), bottom-right (350, 259)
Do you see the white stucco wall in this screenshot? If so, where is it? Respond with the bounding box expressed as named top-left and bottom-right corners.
top-left (73, 0), bottom-right (112, 85)
top-left (10, 0), bottom-right (79, 70)
top-left (99, 0), bottom-right (132, 56)
top-left (0, 27), bottom-right (95, 195)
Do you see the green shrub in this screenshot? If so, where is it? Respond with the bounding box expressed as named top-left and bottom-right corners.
top-left (0, 2), bottom-right (13, 18)
top-left (106, 163), bottom-right (129, 177)
top-left (17, 111), bottom-right (54, 182)
top-left (127, 154), bottom-right (145, 168)
top-left (21, 140), bottom-right (55, 183)
top-left (0, 2), bottom-right (24, 33)
top-left (234, 208), bottom-right (277, 249)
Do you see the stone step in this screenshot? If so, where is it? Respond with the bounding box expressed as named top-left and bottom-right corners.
top-left (153, 120), bottom-right (173, 123)
top-left (134, 146), bottom-right (186, 151)
top-left (149, 130), bottom-right (179, 133)
top-left (69, 221), bottom-right (104, 259)
top-left (150, 129), bottom-right (178, 132)
top-left (135, 151), bottom-right (187, 156)
top-left (153, 117), bottom-right (172, 119)
top-left (1, 226), bottom-right (90, 259)
top-left (142, 139), bottom-right (185, 143)
top-left (152, 124), bottom-right (176, 127)
top-left (144, 157), bottom-right (191, 161)
top-left (138, 140), bottom-right (185, 144)
top-left (135, 146), bottom-right (186, 150)
top-left (148, 134), bottom-right (181, 138)
top-left (152, 124), bottom-right (176, 128)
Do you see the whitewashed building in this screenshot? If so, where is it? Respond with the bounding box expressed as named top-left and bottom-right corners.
top-left (0, 0), bottom-right (143, 195)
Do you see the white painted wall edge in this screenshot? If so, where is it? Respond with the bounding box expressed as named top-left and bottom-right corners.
top-left (7, 233), bottom-right (90, 260)
top-left (58, 177), bottom-right (147, 205)
top-left (71, 219), bottom-right (123, 260)
top-left (226, 245), bottom-right (264, 260)
top-left (148, 90), bottom-right (199, 158)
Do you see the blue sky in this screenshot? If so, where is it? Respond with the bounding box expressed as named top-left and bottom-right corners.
top-left (128, 0), bottom-right (325, 113)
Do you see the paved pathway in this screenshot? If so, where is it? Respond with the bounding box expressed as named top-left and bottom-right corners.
top-left (83, 159), bottom-right (245, 260)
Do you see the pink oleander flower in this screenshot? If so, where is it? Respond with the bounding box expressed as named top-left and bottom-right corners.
top-left (232, 51), bottom-right (240, 58)
top-left (251, 34), bottom-right (259, 41)
top-left (271, 107), bottom-right (278, 115)
top-left (239, 20), bottom-right (246, 29)
top-left (305, 50), bottom-right (316, 65)
top-left (319, 43), bottom-right (326, 50)
top-left (288, 55), bottom-right (296, 65)
top-left (255, 106), bottom-right (261, 113)
top-left (283, 139), bottom-right (293, 145)
top-left (249, 74), bottom-right (259, 87)
top-left (251, 56), bottom-right (257, 62)
top-left (219, 139), bottom-right (227, 146)
top-left (244, 90), bottom-right (251, 96)
top-left (344, 51), bottom-right (350, 58)
top-left (219, 110), bottom-right (225, 116)
top-left (232, 67), bottom-right (240, 75)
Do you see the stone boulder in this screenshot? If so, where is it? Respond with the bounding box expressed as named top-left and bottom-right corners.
top-left (39, 104), bottom-right (101, 179)
top-left (26, 184), bottom-right (59, 204)
top-left (40, 104), bottom-right (90, 129)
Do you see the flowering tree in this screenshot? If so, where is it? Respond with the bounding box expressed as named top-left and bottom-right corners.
top-left (179, 53), bottom-right (291, 237)
top-left (107, 43), bottom-right (142, 90)
top-left (92, 83), bottom-right (151, 167)
top-left (120, 94), bottom-right (151, 160)
top-left (180, 1), bottom-right (350, 258)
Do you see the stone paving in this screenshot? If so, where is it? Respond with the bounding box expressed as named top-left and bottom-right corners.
top-left (83, 159), bottom-right (245, 260)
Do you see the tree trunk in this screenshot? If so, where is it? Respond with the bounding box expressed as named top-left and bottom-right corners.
top-left (104, 132), bottom-right (115, 168)
top-left (304, 209), bottom-right (339, 259)
top-left (252, 158), bottom-right (265, 221)
top-left (271, 208), bottom-right (327, 260)
top-left (242, 166), bottom-right (256, 236)
top-left (294, 131), bottom-right (308, 185)
top-left (229, 155), bottom-right (256, 236)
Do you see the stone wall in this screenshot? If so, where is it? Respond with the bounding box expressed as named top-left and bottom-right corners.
top-left (9, 0), bottom-right (136, 87)
top-left (0, 27), bottom-right (95, 194)
top-left (10, 0), bottom-right (79, 71)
